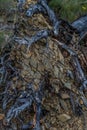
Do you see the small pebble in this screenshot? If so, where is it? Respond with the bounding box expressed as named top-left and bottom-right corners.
top-left (58, 114), bottom-right (71, 122)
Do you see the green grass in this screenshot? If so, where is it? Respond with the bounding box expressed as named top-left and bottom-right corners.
top-left (49, 0), bottom-right (87, 22)
top-left (0, 0), bottom-right (15, 9)
top-left (0, 0), bottom-right (86, 22)
top-left (0, 0), bottom-right (15, 15)
top-left (0, 0), bottom-right (16, 48)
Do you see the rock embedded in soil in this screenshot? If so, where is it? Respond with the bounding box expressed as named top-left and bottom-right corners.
top-left (59, 99), bottom-right (69, 112)
top-left (60, 93), bottom-right (70, 99)
top-left (63, 82), bottom-right (72, 90)
top-left (58, 114), bottom-right (71, 122)
top-left (50, 127), bottom-right (57, 130)
top-left (0, 114), bottom-right (5, 120)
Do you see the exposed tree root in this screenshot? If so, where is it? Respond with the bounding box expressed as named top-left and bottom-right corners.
top-left (0, 0), bottom-right (87, 130)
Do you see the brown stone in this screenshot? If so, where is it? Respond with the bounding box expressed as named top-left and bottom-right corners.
top-left (54, 66), bottom-right (59, 78)
top-left (50, 127), bottom-right (57, 130)
top-left (58, 114), bottom-right (71, 122)
top-left (61, 93), bottom-right (70, 99)
top-left (80, 99), bottom-right (84, 105)
top-left (0, 114), bottom-right (5, 120)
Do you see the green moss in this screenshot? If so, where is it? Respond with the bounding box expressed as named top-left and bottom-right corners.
top-left (49, 0), bottom-right (87, 22)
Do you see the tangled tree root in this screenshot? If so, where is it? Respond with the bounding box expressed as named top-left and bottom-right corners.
top-left (0, 0), bottom-right (87, 130)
